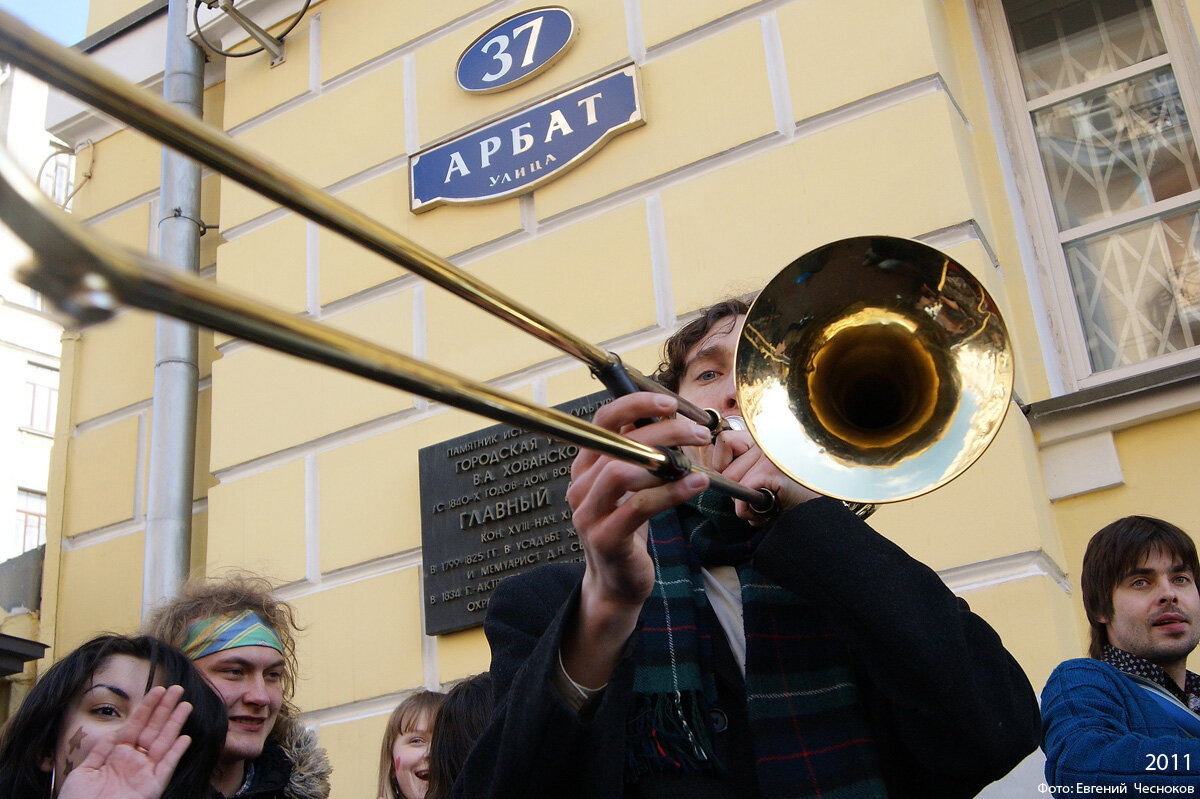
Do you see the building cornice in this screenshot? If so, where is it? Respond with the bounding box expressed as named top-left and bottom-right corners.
top-left (43, 0), bottom-right (317, 146)
top-left (76, 0), bottom-right (168, 53)
top-left (1025, 359), bottom-right (1200, 429)
top-left (1024, 360), bottom-right (1200, 500)
top-left (0, 632), bottom-right (47, 676)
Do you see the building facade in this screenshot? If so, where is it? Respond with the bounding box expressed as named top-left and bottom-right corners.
top-left (0, 58), bottom-right (66, 716)
top-left (21, 0), bottom-right (1200, 794)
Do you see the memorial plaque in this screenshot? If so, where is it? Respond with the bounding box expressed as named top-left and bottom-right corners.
top-left (419, 391), bottom-right (610, 635)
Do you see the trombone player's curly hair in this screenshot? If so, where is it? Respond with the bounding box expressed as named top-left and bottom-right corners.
top-left (653, 298), bottom-right (749, 392)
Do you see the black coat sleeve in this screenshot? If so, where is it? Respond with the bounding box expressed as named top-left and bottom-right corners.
top-left (449, 563), bottom-right (640, 799)
top-left (753, 497), bottom-right (1041, 797)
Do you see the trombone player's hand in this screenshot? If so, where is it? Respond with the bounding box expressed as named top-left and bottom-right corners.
top-left (694, 428), bottom-right (820, 524)
top-left (562, 392), bottom-right (711, 689)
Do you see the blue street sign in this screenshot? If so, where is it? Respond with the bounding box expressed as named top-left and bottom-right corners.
top-left (456, 7), bottom-right (577, 94)
top-left (410, 64), bottom-right (644, 213)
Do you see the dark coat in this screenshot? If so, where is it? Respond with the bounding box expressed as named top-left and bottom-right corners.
top-left (212, 724), bottom-right (331, 799)
top-left (450, 497), bottom-right (1040, 799)
top-left (231, 741), bottom-right (294, 799)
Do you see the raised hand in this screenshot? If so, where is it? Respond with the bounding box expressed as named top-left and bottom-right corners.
top-left (57, 684), bottom-right (193, 799)
top-left (561, 392), bottom-right (711, 687)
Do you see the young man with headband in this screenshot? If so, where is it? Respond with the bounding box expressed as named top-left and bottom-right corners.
top-left (144, 573), bottom-right (331, 799)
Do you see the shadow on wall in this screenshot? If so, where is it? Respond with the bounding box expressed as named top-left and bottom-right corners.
top-left (0, 546), bottom-right (43, 615)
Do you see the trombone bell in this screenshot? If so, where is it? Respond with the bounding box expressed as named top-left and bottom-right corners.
top-left (805, 310), bottom-right (948, 451)
top-left (737, 236), bottom-right (1014, 505)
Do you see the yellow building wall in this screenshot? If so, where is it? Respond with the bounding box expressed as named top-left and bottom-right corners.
top-left (42, 77), bottom-right (224, 657)
top-left (42, 0), bottom-right (1200, 792)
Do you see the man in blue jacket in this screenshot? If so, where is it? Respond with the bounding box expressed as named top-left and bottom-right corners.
top-left (1042, 515), bottom-right (1200, 786)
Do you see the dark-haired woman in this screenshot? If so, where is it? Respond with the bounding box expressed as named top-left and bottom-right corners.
top-left (425, 673), bottom-right (492, 799)
top-left (0, 634), bottom-right (227, 799)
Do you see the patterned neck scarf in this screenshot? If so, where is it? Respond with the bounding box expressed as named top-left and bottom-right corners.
top-left (627, 490), bottom-right (885, 798)
top-left (1103, 645), bottom-right (1200, 713)
top-left (230, 760), bottom-right (255, 798)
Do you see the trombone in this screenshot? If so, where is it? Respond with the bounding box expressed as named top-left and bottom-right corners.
top-left (0, 10), bottom-right (1013, 511)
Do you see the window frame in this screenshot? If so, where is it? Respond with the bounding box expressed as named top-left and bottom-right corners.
top-left (23, 360), bottom-right (59, 436)
top-left (977, 0), bottom-right (1200, 390)
top-left (14, 488), bottom-right (47, 556)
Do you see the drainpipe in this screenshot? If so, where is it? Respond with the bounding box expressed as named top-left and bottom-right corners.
top-left (143, 0), bottom-right (204, 616)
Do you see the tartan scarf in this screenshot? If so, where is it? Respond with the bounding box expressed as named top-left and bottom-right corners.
top-left (626, 490), bottom-right (886, 798)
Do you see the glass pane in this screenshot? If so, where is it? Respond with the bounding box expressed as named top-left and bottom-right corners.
top-left (22, 514), bottom-right (41, 551)
top-left (1067, 208), bottom-right (1200, 371)
top-left (24, 364), bottom-right (59, 433)
top-left (25, 362), bottom-right (59, 388)
top-left (1032, 67), bottom-right (1200, 230)
top-left (16, 489), bottom-right (46, 514)
top-left (26, 384), bottom-right (57, 433)
top-left (1007, 0), bottom-right (1165, 100)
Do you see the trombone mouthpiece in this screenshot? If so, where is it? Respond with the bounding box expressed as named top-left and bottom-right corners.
top-left (725, 415), bottom-right (748, 432)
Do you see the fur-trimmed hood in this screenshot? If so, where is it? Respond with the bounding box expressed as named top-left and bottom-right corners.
top-left (220, 716), bottom-right (331, 799)
top-left (276, 716), bottom-right (332, 799)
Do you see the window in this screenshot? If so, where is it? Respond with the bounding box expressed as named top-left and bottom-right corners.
top-left (24, 362), bottom-right (58, 435)
top-left (12, 488), bottom-right (46, 558)
top-left (38, 151), bottom-right (75, 208)
top-left (6, 281), bottom-right (46, 312)
top-left (989, 0), bottom-right (1200, 384)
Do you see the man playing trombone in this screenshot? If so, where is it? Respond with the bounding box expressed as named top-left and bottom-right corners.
top-left (450, 299), bottom-right (1040, 799)
top-left (0, 22), bottom-right (1033, 793)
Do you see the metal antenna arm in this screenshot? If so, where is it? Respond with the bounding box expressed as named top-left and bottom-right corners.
top-left (211, 0), bottom-right (284, 63)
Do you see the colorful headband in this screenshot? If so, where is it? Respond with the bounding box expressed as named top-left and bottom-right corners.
top-left (182, 609), bottom-right (284, 660)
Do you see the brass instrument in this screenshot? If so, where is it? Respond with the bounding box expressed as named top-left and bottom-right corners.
top-left (0, 10), bottom-right (1013, 511)
top-left (738, 238), bottom-right (1013, 504)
